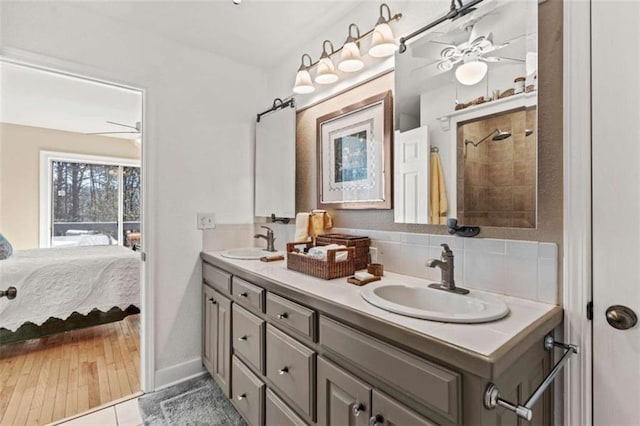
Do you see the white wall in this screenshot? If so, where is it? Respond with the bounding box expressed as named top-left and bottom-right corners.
top-left (1, 1), bottom-right (267, 387)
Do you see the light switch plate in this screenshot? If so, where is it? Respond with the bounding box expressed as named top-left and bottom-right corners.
top-left (197, 212), bottom-right (216, 230)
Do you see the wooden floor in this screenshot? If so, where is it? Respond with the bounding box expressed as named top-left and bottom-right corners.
top-left (0, 315), bottom-right (140, 426)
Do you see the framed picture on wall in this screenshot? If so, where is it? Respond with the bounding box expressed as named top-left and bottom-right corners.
top-left (316, 90), bottom-right (392, 209)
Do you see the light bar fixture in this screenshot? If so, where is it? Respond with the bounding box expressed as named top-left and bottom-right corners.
top-left (291, 3), bottom-right (402, 94)
top-left (338, 24), bottom-right (364, 73)
top-left (293, 54), bottom-right (315, 94)
top-left (369, 3), bottom-right (398, 58)
top-left (315, 40), bottom-right (339, 84)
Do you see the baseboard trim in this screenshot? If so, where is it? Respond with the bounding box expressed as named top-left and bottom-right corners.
top-left (154, 357), bottom-right (206, 391)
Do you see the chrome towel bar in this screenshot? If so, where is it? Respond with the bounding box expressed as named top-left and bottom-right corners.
top-left (483, 335), bottom-right (578, 421)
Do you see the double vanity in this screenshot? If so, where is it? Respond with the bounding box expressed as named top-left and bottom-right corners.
top-left (201, 250), bottom-right (561, 426)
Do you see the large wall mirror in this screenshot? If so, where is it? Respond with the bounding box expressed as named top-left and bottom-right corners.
top-left (394, 0), bottom-right (538, 228)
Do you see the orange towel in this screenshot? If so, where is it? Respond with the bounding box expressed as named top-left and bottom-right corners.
top-left (430, 152), bottom-right (448, 224)
top-left (308, 210), bottom-right (333, 244)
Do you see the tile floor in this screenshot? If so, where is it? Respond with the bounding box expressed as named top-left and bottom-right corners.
top-left (54, 397), bottom-right (142, 426)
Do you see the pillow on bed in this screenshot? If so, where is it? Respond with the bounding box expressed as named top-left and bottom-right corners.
top-left (0, 233), bottom-right (13, 260)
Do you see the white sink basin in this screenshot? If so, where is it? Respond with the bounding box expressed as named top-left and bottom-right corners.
top-left (220, 248), bottom-right (282, 260)
top-left (361, 284), bottom-right (509, 323)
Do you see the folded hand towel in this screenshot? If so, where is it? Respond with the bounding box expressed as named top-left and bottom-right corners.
top-left (430, 151), bottom-right (448, 225)
top-left (294, 213), bottom-right (310, 242)
top-left (308, 244), bottom-right (348, 262)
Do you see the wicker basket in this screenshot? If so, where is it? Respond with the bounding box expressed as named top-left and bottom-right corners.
top-left (315, 234), bottom-right (371, 271)
top-left (286, 242), bottom-right (355, 280)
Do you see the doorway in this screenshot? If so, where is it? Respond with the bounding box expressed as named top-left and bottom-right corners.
top-left (591, 1), bottom-right (640, 424)
top-left (0, 60), bottom-right (147, 424)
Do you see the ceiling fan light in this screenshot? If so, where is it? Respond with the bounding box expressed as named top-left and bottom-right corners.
top-left (293, 69), bottom-right (315, 94)
top-left (338, 41), bottom-right (364, 72)
top-left (455, 60), bottom-right (488, 85)
top-left (369, 22), bottom-right (397, 58)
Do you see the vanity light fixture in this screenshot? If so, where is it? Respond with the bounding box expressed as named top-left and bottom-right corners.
top-left (290, 3), bottom-right (401, 94)
top-left (293, 54), bottom-right (315, 94)
top-left (455, 54), bottom-right (488, 85)
top-left (315, 40), bottom-right (339, 84)
top-left (369, 3), bottom-right (398, 58)
top-left (338, 24), bottom-right (364, 73)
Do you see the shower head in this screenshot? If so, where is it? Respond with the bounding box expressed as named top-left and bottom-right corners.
top-left (464, 128), bottom-right (512, 148)
top-left (492, 129), bottom-right (512, 141)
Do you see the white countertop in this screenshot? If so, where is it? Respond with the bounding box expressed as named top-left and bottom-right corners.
top-left (203, 251), bottom-right (559, 358)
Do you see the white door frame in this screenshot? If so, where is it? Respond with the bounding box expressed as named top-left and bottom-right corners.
top-left (0, 50), bottom-right (155, 393)
top-left (563, 1), bottom-right (593, 425)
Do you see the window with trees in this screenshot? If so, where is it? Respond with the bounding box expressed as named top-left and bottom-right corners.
top-left (41, 152), bottom-right (141, 248)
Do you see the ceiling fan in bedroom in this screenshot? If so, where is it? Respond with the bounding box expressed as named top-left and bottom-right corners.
top-left (417, 25), bottom-right (525, 86)
top-left (86, 120), bottom-right (141, 136)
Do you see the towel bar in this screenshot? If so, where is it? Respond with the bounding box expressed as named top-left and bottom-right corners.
top-left (483, 335), bottom-right (578, 421)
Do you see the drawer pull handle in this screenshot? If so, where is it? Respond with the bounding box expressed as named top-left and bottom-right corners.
top-left (208, 298), bottom-right (217, 304)
top-left (353, 402), bottom-right (365, 417)
top-left (278, 367), bottom-right (289, 375)
top-left (239, 292), bottom-right (248, 298)
top-left (369, 414), bottom-right (384, 426)
top-left (277, 312), bottom-right (288, 320)
top-left (238, 336), bottom-right (247, 342)
top-left (237, 393), bottom-right (246, 401)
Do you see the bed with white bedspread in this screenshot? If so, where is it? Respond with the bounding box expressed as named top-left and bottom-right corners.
top-left (0, 246), bottom-right (140, 332)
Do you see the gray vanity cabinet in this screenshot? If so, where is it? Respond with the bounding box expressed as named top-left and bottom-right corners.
top-left (317, 356), bottom-right (372, 426)
top-left (202, 284), bottom-right (232, 397)
top-left (201, 257), bottom-right (558, 426)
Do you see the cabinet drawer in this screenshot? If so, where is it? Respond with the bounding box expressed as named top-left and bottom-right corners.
top-left (319, 316), bottom-right (461, 423)
top-left (232, 277), bottom-right (265, 312)
top-left (266, 389), bottom-right (308, 426)
top-left (232, 356), bottom-right (265, 426)
top-left (266, 324), bottom-right (315, 418)
top-left (266, 292), bottom-right (316, 340)
top-left (203, 263), bottom-right (231, 294)
top-left (233, 304), bottom-right (265, 372)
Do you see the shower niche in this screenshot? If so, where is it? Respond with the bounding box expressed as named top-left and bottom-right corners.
top-left (457, 107), bottom-right (537, 228)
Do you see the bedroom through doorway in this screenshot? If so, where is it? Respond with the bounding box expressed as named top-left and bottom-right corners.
top-left (0, 61), bottom-right (145, 425)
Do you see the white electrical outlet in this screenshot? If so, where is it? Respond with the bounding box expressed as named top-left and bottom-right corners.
top-left (369, 247), bottom-right (379, 263)
top-left (197, 212), bottom-right (216, 230)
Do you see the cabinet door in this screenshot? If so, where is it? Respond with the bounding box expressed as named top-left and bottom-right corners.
top-left (202, 285), bottom-right (216, 374)
top-left (203, 285), bottom-right (232, 397)
top-left (370, 390), bottom-right (436, 426)
top-left (317, 357), bottom-right (371, 426)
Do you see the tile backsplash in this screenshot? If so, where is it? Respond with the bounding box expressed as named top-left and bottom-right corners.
top-left (203, 223), bottom-right (558, 305)
top-left (332, 227), bottom-right (558, 305)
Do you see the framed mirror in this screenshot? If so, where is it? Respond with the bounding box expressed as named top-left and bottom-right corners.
top-left (394, 0), bottom-right (537, 228)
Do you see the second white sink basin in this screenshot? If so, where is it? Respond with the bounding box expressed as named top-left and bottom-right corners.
top-left (220, 248), bottom-right (282, 260)
top-left (361, 283), bottom-right (509, 323)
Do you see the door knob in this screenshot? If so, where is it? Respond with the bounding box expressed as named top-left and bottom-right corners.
top-left (0, 286), bottom-right (17, 299)
top-left (606, 305), bottom-right (637, 330)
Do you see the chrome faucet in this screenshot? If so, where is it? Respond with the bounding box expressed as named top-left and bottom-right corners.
top-left (426, 243), bottom-right (469, 295)
top-left (254, 226), bottom-right (276, 252)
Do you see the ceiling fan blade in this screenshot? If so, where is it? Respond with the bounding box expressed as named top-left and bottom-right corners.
top-left (105, 120), bottom-right (140, 131)
top-left (482, 56), bottom-right (525, 63)
top-left (86, 131), bottom-right (140, 135)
